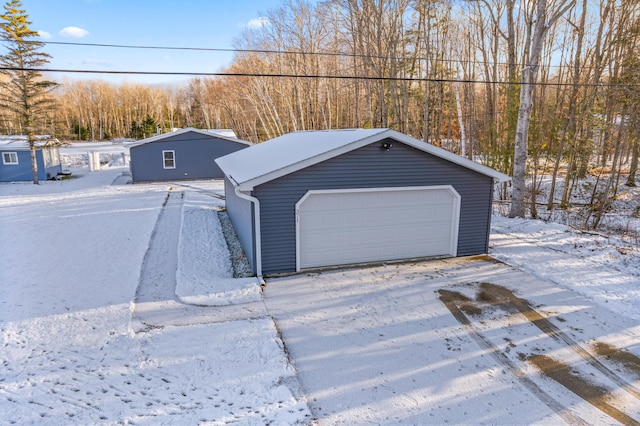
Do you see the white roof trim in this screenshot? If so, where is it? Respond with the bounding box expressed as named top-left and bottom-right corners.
top-left (216, 129), bottom-right (510, 190)
top-left (127, 127), bottom-right (251, 148)
top-left (383, 129), bottom-right (510, 181)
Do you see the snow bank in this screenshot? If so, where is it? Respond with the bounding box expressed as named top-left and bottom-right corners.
top-left (175, 181), bottom-right (261, 306)
top-left (491, 215), bottom-right (640, 321)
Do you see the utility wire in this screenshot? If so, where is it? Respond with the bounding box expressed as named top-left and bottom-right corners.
top-left (41, 40), bottom-right (395, 60)
top-left (7, 65), bottom-right (636, 88)
top-left (41, 40), bottom-right (602, 73)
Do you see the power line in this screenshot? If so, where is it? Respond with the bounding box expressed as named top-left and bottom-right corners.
top-left (5, 65), bottom-right (636, 89)
top-left (41, 40), bottom-right (599, 73)
top-left (42, 40), bottom-right (380, 60)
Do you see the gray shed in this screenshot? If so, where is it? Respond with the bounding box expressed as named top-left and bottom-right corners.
top-left (129, 128), bottom-right (251, 183)
top-left (215, 129), bottom-right (510, 276)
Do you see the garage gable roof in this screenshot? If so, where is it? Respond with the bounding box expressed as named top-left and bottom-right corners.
top-left (127, 127), bottom-right (251, 148)
top-left (216, 128), bottom-right (510, 189)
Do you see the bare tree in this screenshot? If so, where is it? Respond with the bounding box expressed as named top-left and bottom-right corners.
top-left (509, 0), bottom-right (575, 217)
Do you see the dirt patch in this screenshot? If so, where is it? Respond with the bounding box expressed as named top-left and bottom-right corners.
top-left (438, 289), bottom-right (483, 317)
top-left (594, 342), bottom-right (640, 376)
top-left (478, 282), bottom-right (548, 320)
top-left (467, 254), bottom-right (505, 264)
top-left (527, 354), bottom-right (639, 426)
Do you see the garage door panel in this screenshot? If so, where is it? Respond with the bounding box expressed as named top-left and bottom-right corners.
top-left (297, 187), bottom-right (460, 270)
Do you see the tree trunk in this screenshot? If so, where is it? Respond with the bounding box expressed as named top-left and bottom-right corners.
top-left (455, 66), bottom-right (467, 157)
top-left (29, 139), bottom-right (39, 184)
top-left (510, 0), bottom-right (574, 217)
top-left (626, 138), bottom-right (638, 187)
top-left (510, 67), bottom-right (535, 217)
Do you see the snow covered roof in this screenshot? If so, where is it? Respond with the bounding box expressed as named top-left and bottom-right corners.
top-left (0, 135), bottom-right (60, 149)
top-left (127, 127), bottom-right (249, 148)
top-left (216, 128), bottom-right (510, 189)
top-left (204, 129), bottom-right (237, 138)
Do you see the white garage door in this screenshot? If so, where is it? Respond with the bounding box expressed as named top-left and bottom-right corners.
top-left (296, 186), bottom-right (460, 271)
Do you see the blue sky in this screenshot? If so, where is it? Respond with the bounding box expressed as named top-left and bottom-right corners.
top-left (22, 0), bottom-right (285, 85)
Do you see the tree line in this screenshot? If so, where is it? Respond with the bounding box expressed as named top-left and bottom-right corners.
top-left (1, 0), bottom-right (639, 223)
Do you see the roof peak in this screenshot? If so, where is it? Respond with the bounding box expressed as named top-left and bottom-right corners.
top-left (216, 129), bottom-right (509, 188)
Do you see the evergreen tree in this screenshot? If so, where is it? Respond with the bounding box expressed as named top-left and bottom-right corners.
top-left (129, 116), bottom-right (157, 139)
top-left (0, 0), bottom-right (57, 184)
top-left (72, 120), bottom-right (88, 141)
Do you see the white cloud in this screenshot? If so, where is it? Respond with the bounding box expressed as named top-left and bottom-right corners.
top-left (82, 58), bottom-right (111, 67)
top-left (244, 17), bottom-right (269, 30)
top-left (59, 26), bottom-right (89, 38)
top-left (37, 30), bottom-right (51, 39)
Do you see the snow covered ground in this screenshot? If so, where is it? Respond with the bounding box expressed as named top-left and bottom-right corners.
top-left (1, 163), bottom-right (639, 424)
top-left (0, 167), bottom-right (309, 425)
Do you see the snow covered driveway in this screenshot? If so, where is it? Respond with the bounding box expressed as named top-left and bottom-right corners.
top-left (2, 167), bottom-right (639, 425)
top-left (264, 256), bottom-right (640, 425)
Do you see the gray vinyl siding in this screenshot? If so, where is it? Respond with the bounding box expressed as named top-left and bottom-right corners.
top-left (130, 133), bottom-right (248, 182)
top-left (224, 177), bottom-right (256, 273)
top-left (254, 139), bottom-right (494, 275)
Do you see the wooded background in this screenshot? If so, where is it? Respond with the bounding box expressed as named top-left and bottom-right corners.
top-left (3, 0), bottom-right (639, 205)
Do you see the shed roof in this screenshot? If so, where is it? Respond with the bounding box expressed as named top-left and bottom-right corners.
top-left (127, 127), bottom-right (250, 148)
top-left (0, 135), bottom-right (60, 150)
top-left (216, 128), bottom-right (510, 189)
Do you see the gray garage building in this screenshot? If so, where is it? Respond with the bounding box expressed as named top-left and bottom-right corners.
top-left (129, 128), bottom-right (251, 183)
top-left (215, 128), bottom-right (510, 276)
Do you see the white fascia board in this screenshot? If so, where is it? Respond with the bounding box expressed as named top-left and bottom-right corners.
top-left (128, 127), bottom-right (252, 148)
top-left (126, 127), bottom-right (191, 147)
top-left (235, 131), bottom-right (388, 191)
top-left (383, 129), bottom-right (511, 182)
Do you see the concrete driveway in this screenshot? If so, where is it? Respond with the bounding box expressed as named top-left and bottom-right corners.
top-left (263, 256), bottom-right (640, 425)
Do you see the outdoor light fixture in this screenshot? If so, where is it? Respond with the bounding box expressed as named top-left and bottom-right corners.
top-left (381, 141), bottom-right (393, 151)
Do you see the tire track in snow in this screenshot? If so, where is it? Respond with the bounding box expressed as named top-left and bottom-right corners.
top-left (438, 289), bottom-right (590, 426)
top-left (440, 284), bottom-right (640, 425)
top-left (478, 282), bottom-right (640, 402)
top-left (134, 190), bottom-right (181, 304)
